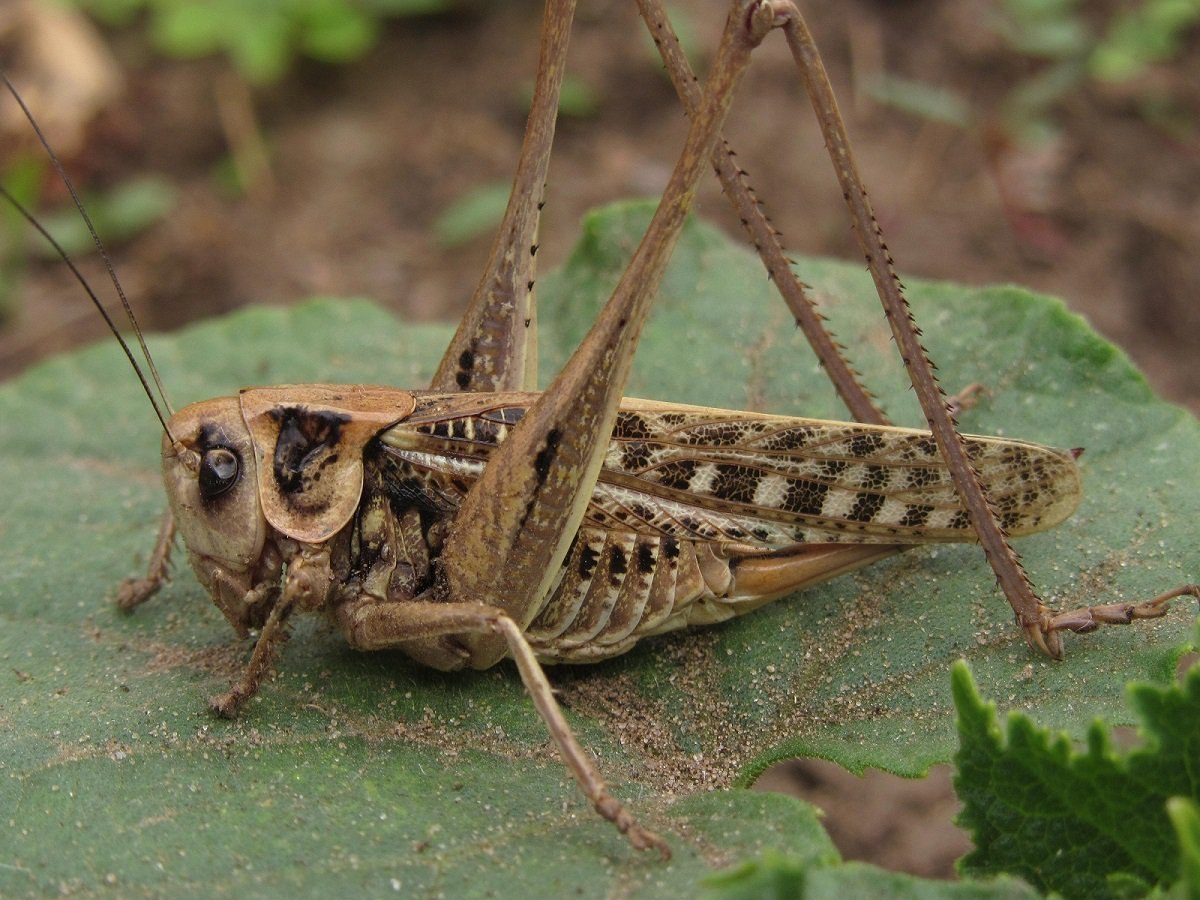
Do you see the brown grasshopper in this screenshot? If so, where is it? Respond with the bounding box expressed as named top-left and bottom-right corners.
top-left (7, 0), bottom-right (1195, 859)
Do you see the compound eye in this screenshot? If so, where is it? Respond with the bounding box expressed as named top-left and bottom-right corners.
top-left (199, 446), bottom-right (241, 500)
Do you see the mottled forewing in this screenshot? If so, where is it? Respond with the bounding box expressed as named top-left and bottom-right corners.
top-left (378, 394), bottom-right (1082, 548)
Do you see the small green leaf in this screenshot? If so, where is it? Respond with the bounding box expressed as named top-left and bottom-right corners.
top-left (299, 3), bottom-right (379, 63)
top-left (75, 0), bottom-right (144, 24)
top-left (1090, 0), bottom-right (1200, 82)
top-left (434, 180), bottom-right (513, 247)
top-left (994, 0), bottom-right (1092, 60)
top-left (865, 74), bottom-right (974, 128)
top-left (226, 13), bottom-right (294, 85)
top-left (952, 619), bottom-right (1200, 898)
top-left (151, 2), bottom-right (238, 58)
top-left (520, 75), bottom-right (601, 118)
top-left (0, 154), bottom-right (46, 318)
top-left (31, 176), bottom-right (177, 257)
top-left (361, 0), bottom-right (451, 14)
top-left (74, 0), bottom-right (455, 81)
top-left (703, 849), bottom-right (810, 899)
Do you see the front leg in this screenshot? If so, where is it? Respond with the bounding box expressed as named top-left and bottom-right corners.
top-left (116, 508), bottom-right (177, 610)
top-left (335, 595), bottom-right (671, 858)
top-left (209, 543), bottom-right (333, 718)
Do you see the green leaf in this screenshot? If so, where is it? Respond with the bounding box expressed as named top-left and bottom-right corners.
top-left (864, 74), bottom-right (975, 128)
top-left (1090, 0), bottom-right (1200, 82)
top-left (75, 0), bottom-right (454, 82)
top-left (519, 75), bottom-right (602, 119)
top-left (31, 176), bottom-right (178, 258)
top-left (703, 851), bottom-right (1039, 899)
top-left (2, 200), bottom-right (1197, 894)
top-left (952, 619), bottom-right (1200, 898)
top-left (1167, 797), bottom-right (1200, 896)
top-left (298, 2), bottom-right (379, 64)
top-left (151, 2), bottom-right (245, 58)
top-left (433, 180), bottom-right (513, 248)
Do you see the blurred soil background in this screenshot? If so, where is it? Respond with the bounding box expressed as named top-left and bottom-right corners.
top-left (2, 0), bottom-right (1197, 880)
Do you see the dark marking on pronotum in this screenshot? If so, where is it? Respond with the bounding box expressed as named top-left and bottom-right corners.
top-left (271, 406), bottom-right (350, 494)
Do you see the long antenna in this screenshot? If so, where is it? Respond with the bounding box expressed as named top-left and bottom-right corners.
top-left (0, 68), bottom-right (176, 435)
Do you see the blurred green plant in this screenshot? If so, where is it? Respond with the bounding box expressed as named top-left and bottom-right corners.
top-left (518, 74), bottom-right (601, 120)
top-left (71, 0), bottom-right (456, 84)
top-left (433, 178), bottom-right (511, 248)
top-left (0, 155), bottom-right (45, 321)
top-left (869, 0), bottom-right (1199, 144)
top-left (1001, 0), bottom-right (1200, 82)
top-left (28, 176), bottom-right (177, 258)
top-left (996, 0), bottom-right (1200, 139)
top-left (0, 155), bottom-right (175, 323)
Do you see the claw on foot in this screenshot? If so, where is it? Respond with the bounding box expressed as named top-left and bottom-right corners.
top-left (209, 690), bottom-right (246, 719)
top-left (1026, 585), bottom-right (1199, 659)
top-left (631, 825), bottom-right (672, 861)
top-left (116, 577), bottom-right (163, 611)
top-left (595, 795), bottom-right (672, 859)
top-left (1023, 614), bottom-right (1063, 660)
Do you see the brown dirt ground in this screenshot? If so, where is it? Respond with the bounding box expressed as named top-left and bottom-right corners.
top-left (3, 0), bottom-right (1197, 881)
